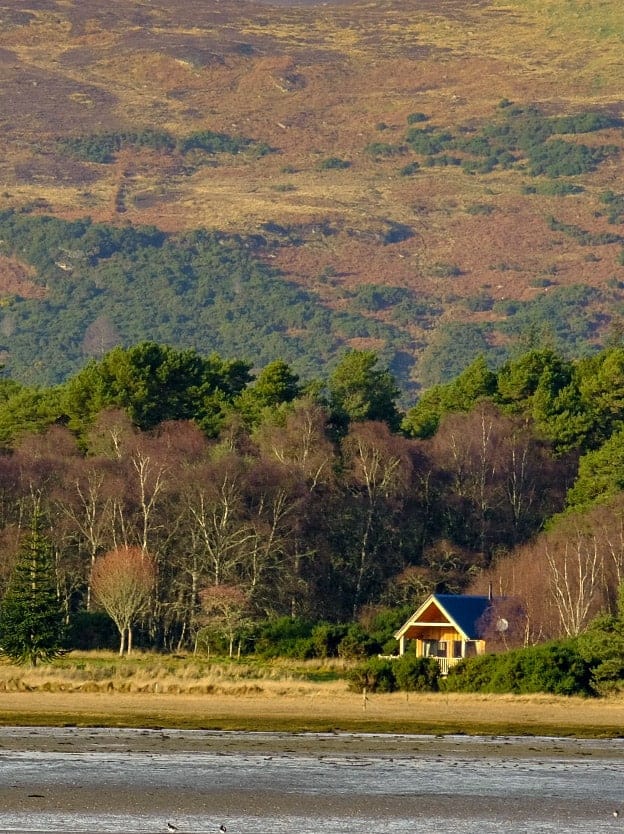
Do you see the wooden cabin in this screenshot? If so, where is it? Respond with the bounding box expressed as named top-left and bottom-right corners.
top-left (394, 593), bottom-right (494, 675)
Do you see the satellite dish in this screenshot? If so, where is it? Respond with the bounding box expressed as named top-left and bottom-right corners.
top-left (496, 617), bottom-right (509, 633)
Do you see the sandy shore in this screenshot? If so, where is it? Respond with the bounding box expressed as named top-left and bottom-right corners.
top-left (0, 687), bottom-right (624, 740)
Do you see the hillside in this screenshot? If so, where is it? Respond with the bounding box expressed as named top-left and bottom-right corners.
top-left (1, 0), bottom-right (624, 393)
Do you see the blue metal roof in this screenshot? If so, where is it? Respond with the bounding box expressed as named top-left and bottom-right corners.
top-left (433, 594), bottom-right (492, 639)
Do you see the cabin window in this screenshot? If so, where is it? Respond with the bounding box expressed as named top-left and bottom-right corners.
top-left (465, 641), bottom-right (477, 657)
top-left (423, 639), bottom-right (447, 657)
top-left (453, 640), bottom-right (463, 658)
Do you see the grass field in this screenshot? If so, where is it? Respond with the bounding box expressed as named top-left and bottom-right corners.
top-left (0, 652), bottom-right (623, 738)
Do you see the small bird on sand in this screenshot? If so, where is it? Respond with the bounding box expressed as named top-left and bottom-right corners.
top-left (613, 810), bottom-right (620, 818)
top-left (219, 826), bottom-right (227, 833)
top-left (167, 823), bottom-right (179, 832)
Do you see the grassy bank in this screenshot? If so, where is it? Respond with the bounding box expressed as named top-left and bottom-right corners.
top-left (0, 652), bottom-right (623, 738)
top-left (0, 651), bottom-right (350, 695)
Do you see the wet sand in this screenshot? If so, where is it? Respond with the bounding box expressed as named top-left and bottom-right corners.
top-left (0, 727), bottom-right (622, 824)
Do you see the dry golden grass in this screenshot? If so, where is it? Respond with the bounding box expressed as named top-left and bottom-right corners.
top-left (0, 652), bottom-right (622, 737)
top-left (1, 686), bottom-right (624, 737)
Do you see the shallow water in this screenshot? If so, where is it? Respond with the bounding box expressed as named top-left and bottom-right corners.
top-left (0, 730), bottom-right (622, 833)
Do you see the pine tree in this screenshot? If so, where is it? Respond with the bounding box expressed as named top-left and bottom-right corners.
top-left (0, 509), bottom-right (66, 666)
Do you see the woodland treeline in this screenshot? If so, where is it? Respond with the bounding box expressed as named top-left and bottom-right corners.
top-left (3, 339), bottom-right (624, 652)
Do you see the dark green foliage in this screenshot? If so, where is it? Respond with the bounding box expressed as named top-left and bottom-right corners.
top-left (337, 623), bottom-right (382, 659)
top-left (362, 606), bottom-right (414, 650)
top-left (424, 154), bottom-right (461, 167)
top-left (407, 104), bottom-right (620, 179)
top-left (347, 656), bottom-right (399, 693)
top-left (353, 285), bottom-right (412, 312)
top-left (600, 191), bottom-right (624, 224)
top-left (235, 358), bottom-right (301, 426)
top-left (497, 285), bottom-right (602, 358)
top-left (0, 387), bottom-right (63, 447)
top-left (399, 161), bottom-right (420, 176)
top-left (59, 128), bottom-right (270, 164)
top-left (393, 655), bottom-right (440, 692)
top-left (576, 590), bottom-right (624, 693)
top-left (528, 139), bottom-right (613, 177)
top-left (178, 129), bottom-right (266, 156)
top-left (464, 292), bottom-right (494, 312)
top-left (67, 611), bottom-right (118, 650)
top-left (348, 655), bottom-right (440, 693)
top-left (466, 203), bottom-right (495, 215)
top-left (383, 222), bottom-right (413, 244)
top-left (309, 623), bottom-right (350, 658)
top-left (317, 157), bottom-right (351, 170)
top-left (61, 341), bottom-right (253, 435)
top-left (429, 262), bottom-right (462, 278)
top-left (364, 142), bottom-right (405, 158)
top-left (522, 181), bottom-right (585, 196)
top-left (0, 510), bottom-right (67, 666)
top-left (58, 129), bottom-right (176, 163)
top-left (405, 127), bottom-right (454, 155)
top-left (566, 426), bottom-right (624, 508)
top-left (252, 617), bottom-right (315, 657)
top-left (390, 294), bottom-right (442, 327)
top-left (0, 213), bottom-right (417, 394)
top-left (497, 348), bottom-right (572, 406)
top-left (444, 641), bottom-right (596, 696)
top-left (328, 349), bottom-right (401, 431)
top-left (550, 112), bottom-right (621, 134)
top-left (418, 323), bottom-right (496, 387)
top-left (406, 112), bottom-right (429, 124)
top-left (402, 355), bottom-right (497, 437)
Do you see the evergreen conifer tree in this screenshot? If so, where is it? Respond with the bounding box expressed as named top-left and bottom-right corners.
top-left (0, 508), bottom-right (66, 665)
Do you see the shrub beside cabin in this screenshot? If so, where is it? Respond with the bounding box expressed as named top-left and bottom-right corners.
top-left (394, 593), bottom-right (499, 675)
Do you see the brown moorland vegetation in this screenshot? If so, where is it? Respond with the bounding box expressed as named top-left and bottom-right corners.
top-left (1, 0), bottom-right (624, 370)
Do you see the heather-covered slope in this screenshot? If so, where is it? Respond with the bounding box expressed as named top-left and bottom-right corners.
top-left (1, 0), bottom-right (623, 391)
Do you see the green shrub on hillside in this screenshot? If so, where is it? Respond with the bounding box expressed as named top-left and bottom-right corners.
top-left (406, 112), bottom-right (429, 124)
top-left (528, 139), bottom-right (612, 177)
top-left (600, 191), bottom-right (624, 224)
top-left (547, 216), bottom-right (624, 246)
top-left (178, 129), bottom-right (270, 156)
top-left (364, 142), bottom-right (405, 159)
top-left (59, 128), bottom-right (271, 164)
top-left (59, 130), bottom-right (176, 162)
top-left (352, 284), bottom-right (412, 311)
top-left (317, 157), bottom-right (351, 170)
top-left (405, 127), bottom-right (454, 155)
top-left (399, 161), bottom-right (420, 176)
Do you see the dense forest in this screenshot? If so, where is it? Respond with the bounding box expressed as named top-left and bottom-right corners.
top-left (2, 338), bottom-right (624, 671)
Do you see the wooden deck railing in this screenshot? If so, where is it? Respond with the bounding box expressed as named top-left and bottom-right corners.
top-left (435, 656), bottom-right (463, 676)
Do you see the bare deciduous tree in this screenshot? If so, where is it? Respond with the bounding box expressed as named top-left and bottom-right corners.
top-left (545, 532), bottom-right (604, 637)
top-left (199, 584), bottom-right (251, 657)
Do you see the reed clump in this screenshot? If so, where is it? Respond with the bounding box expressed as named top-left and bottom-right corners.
top-left (0, 651), bottom-right (351, 696)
